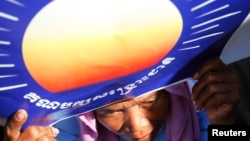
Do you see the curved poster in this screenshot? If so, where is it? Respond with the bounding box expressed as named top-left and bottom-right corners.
top-left (0, 0), bottom-right (250, 128)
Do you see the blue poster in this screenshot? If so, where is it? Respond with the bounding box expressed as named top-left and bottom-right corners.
top-left (0, 0), bottom-right (250, 128)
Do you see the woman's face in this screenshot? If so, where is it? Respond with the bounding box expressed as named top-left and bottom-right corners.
top-left (94, 90), bottom-right (170, 141)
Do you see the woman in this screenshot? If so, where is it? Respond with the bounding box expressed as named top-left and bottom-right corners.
top-left (2, 57), bottom-right (240, 141)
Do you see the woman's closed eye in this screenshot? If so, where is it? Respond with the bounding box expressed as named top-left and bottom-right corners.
top-left (140, 100), bottom-right (156, 109)
top-left (97, 109), bottom-right (123, 117)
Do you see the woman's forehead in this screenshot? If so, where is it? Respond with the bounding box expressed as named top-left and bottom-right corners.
top-left (98, 91), bottom-right (158, 110)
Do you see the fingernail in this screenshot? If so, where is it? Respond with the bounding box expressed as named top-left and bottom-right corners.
top-left (52, 127), bottom-right (59, 137)
top-left (15, 109), bottom-right (25, 121)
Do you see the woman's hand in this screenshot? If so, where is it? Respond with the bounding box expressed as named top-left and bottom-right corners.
top-left (192, 57), bottom-right (240, 124)
top-left (3, 109), bottom-right (59, 141)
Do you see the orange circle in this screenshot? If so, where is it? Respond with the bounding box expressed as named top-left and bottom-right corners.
top-left (23, 0), bottom-right (183, 93)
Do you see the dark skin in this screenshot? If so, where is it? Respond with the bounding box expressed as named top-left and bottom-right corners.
top-left (95, 90), bottom-right (170, 141)
top-left (3, 109), bottom-right (58, 141)
top-left (2, 57), bottom-right (240, 141)
top-left (192, 57), bottom-right (240, 124)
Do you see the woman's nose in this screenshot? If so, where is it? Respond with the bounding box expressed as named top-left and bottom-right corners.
top-left (124, 106), bottom-right (152, 136)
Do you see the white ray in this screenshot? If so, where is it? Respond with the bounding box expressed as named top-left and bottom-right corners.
top-left (0, 27), bottom-right (11, 32)
top-left (0, 75), bottom-right (17, 78)
top-left (191, 0), bottom-right (216, 12)
top-left (179, 45), bottom-right (200, 51)
top-left (192, 11), bottom-right (242, 29)
top-left (191, 24), bottom-right (219, 35)
top-left (6, 0), bottom-right (25, 7)
top-left (183, 32), bottom-right (224, 44)
top-left (0, 64), bottom-right (15, 68)
top-left (0, 11), bottom-right (19, 21)
top-left (0, 40), bottom-right (11, 45)
top-left (196, 4), bottom-right (230, 18)
top-left (0, 54), bottom-right (10, 56)
top-left (0, 83), bottom-right (28, 91)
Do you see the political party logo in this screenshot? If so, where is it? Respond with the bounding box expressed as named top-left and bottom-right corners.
top-left (1, 0), bottom-right (247, 94)
top-left (22, 0), bottom-right (183, 93)
top-left (0, 0), bottom-right (250, 127)
top-left (0, 0), bottom-right (185, 94)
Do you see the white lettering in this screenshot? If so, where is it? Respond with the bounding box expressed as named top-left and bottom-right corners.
top-left (23, 57), bottom-right (176, 110)
top-left (45, 101), bottom-right (60, 110)
top-left (23, 92), bottom-right (40, 103)
top-left (60, 102), bottom-right (73, 109)
top-left (212, 129), bottom-right (247, 137)
top-left (36, 99), bottom-right (50, 108)
top-left (212, 129), bottom-right (219, 136)
top-left (72, 98), bottom-right (91, 107)
top-left (93, 92), bottom-right (108, 101)
top-left (162, 57), bottom-right (175, 65)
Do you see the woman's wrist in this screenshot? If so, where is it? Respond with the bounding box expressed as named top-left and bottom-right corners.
top-left (211, 116), bottom-right (234, 125)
